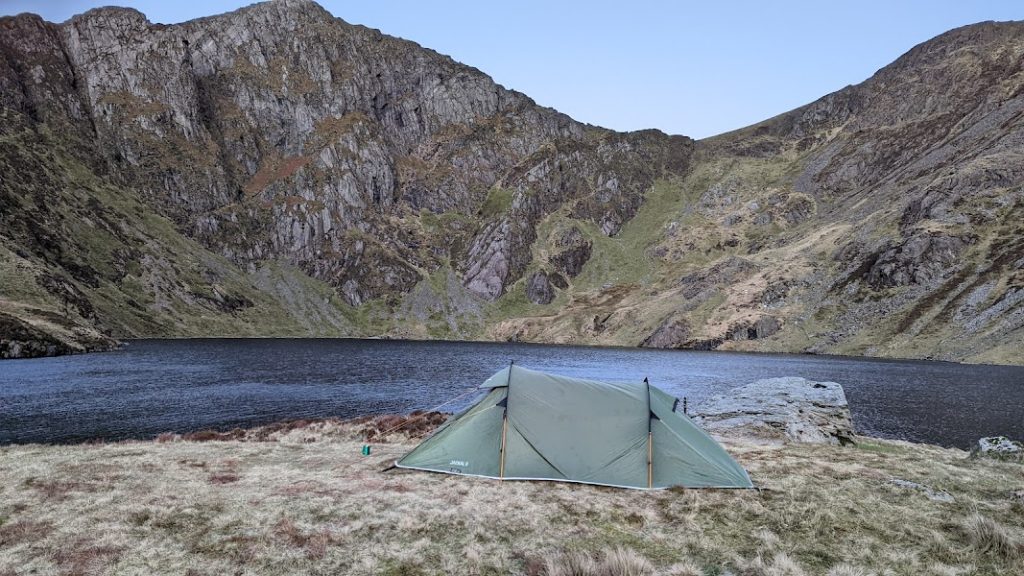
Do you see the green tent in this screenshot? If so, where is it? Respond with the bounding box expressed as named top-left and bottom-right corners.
top-left (395, 365), bottom-right (753, 489)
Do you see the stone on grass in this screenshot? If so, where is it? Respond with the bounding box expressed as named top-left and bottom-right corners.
top-left (889, 478), bottom-right (954, 503)
top-left (970, 436), bottom-right (1023, 461)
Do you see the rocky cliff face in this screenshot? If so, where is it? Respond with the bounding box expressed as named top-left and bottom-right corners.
top-left (1, 2), bottom-right (1022, 363)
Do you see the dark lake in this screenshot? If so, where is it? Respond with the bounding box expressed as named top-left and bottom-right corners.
top-left (1, 339), bottom-right (1022, 448)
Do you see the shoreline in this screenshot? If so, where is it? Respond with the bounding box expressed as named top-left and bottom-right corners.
top-left (0, 413), bottom-right (972, 453)
top-left (5, 334), bottom-right (1018, 368)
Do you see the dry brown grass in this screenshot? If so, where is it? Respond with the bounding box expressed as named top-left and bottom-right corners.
top-left (0, 519), bottom-right (54, 547)
top-left (354, 411), bottom-right (449, 441)
top-left (207, 472), bottom-right (239, 484)
top-left (51, 538), bottom-right (122, 576)
top-left (22, 477), bottom-right (92, 501)
top-left (961, 513), bottom-right (1022, 559)
top-left (542, 550), bottom-right (599, 576)
top-left (181, 428), bottom-right (247, 442)
top-left (272, 518), bottom-right (336, 559)
top-left (0, 423), bottom-right (1021, 575)
top-left (176, 420), bottom-right (327, 443)
top-left (529, 548), bottom-right (654, 576)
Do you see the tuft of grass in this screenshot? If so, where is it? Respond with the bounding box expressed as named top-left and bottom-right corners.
top-left (208, 472), bottom-right (240, 484)
top-left (961, 514), bottom-right (1021, 559)
top-left (541, 550), bottom-right (598, 576)
top-left (734, 553), bottom-right (808, 576)
top-left (0, 519), bottom-right (54, 546)
top-left (826, 565), bottom-right (873, 576)
top-left (537, 548), bottom-right (654, 576)
top-left (658, 560), bottom-right (703, 576)
top-left (602, 548), bottom-right (654, 576)
top-left (854, 441), bottom-right (902, 454)
top-left (51, 539), bottom-right (122, 576)
top-left (378, 560), bottom-right (429, 576)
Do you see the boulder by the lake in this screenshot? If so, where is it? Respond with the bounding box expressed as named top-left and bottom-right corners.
top-left (970, 436), bottom-right (1023, 461)
top-left (692, 377), bottom-right (855, 445)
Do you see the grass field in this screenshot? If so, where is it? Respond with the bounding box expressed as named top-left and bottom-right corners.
top-left (1, 420), bottom-right (1022, 575)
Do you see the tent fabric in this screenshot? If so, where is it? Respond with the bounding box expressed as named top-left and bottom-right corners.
top-left (395, 365), bottom-right (753, 489)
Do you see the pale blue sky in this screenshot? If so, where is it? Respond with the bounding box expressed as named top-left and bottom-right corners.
top-left (3, 1), bottom-right (1022, 138)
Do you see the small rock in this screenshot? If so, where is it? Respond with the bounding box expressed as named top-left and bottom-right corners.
top-left (866, 233), bottom-right (968, 289)
top-left (760, 281), bottom-right (791, 308)
top-left (525, 271), bottom-right (555, 305)
top-left (692, 377), bottom-right (855, 445)
top-left (1010, 489), bottom-right (1024, 503)
top-left (548, 272), bottom-right (568, 290)
top-left (723, 214), bottom-right (742, 227)
top-left (678, 257), bottom-right (759, 300)
top-left (889, 478), bottom-right (954, 503)
top-left (727, 316), bottom-right (782, 341)
top-left (550, 227), bottom-right (592, 278)
top-left (639, 318), bottom-right (690, 348)
top-left (970, 436), bottom-right (1023, 461)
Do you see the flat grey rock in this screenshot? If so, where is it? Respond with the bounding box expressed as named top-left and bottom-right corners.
top-left (970, 436), bottom-right (1023, 461)
top-left (692, 377), bottom-right (855, 445)
top-left (889, 478), bottom-right (954, 503)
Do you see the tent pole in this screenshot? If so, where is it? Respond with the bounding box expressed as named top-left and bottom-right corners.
top-left (499, 361), bottom-right (513, 480)
top-left (647, 432), bottom-right (653, 489)
top-left (499, 414), bottom-right (508, 480)
top-left (645, 377), bottom-right (653, 489)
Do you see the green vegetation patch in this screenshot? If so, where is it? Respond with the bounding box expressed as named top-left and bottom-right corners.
top-left (479, 187), bottom-right (515, 219)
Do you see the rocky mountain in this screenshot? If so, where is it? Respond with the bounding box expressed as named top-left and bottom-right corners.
top-left (1, 1), bottom-right (1021, 363)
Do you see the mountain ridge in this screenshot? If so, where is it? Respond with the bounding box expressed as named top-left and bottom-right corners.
top-left (1, 1), bottom-right (1022, 363)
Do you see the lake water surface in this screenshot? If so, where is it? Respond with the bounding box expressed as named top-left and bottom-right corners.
top-left (2, 339), bottom-right (1022, 447)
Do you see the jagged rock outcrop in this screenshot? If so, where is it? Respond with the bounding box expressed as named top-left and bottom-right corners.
top-left (0, 312), bottom-right (117, 359)
top-left (727, 316), bottom-right (782, 342)
top-left (866, 234), bottom-right (970, 289)
top-left (550, 226), bottom-right (592, 278)
top-left (640, 317), bottom-right (690, 348)
top-left (525, 271), bottom-right (556, 305)
top-left (679, 257), bottom-right (758, 301)
top-left (692, 377), bottom-right (856, 445)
